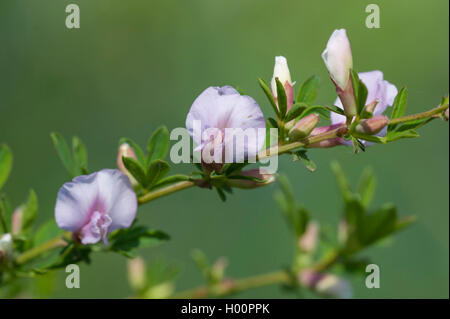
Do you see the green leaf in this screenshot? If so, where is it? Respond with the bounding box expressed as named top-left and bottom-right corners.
top-left (191, 249), bottom-right (211, 278)
top-left (21, 190), bottom-right (38, 232)
top-left (357, 167), bottom-right (376, 208)
top-left (296, 75), bottom-right (320, 105)
top-left (119, 138), bottom-right (147, 166)
top-left (34, 220), bottom-right (63, 247)
top-left (151, 174), bottom-right (190, 190)
top-left (110, 225), bottom-right (170, 257)
top-left (72, 137), bottom-right (88, 175)
top-left (395, 118), bottom-right (433, 132)
top-left (330, 161), bottom-right (352, 202)
top-left (386, 129), bottom-right (419, 142)
top-left (0, 144), bottom-right (13, 189)
top-left (0, 199), bottom-right (11, 233)
top-left (388, 87), bottom-right (408, 132)
top-left (216, 187), bottom-right (227, 202)
top-left (356, 80), bottom-right (368, 115)
top-left (285, 103), bottom-right (307, 122)
top-left (50, 132), bottom-right (75, 177)
top-left (275, 77), bottom-right (288, 119)
top-left (258, 78), bottom-right (280, 118)
top-left (326, 105), bottom-right (345, 116)
top-left (122, 157), bottom-right (147, 186)
top-left (146, 160), bottom-right (170, 188)
top-left (362, 204), bottom-right (397, 245)
top-left (147, 126), bottom-right (170, 163)
top-left (292, 150), bottom-right (317, 172)
top-left (267, 117), bottom-right (279, 128)
top-left (299, 105), bottom-right (330, 120)
top-left (351, 132), bottom-right (386, 144)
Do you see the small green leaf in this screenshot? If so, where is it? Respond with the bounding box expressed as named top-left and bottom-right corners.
top-left (21, 190), bottom-right (38, 232)
top-left (362, 204), bottom-right (397, 245)
top-left (216, 187), bottom-right (227, 202)
top-left (352, 132), bottom-right (386, 144)
top-left (275, 77), bottom-right (288, 119)
top-left (147, 126), bottom-right (170, 163)
top-left (122, 157), bottom-right (147, 186)
top-left (151, 174), bottom-right (190, 190)
top-left (388, 87), bottom-right (408, 132)
top-left (357, 167), bottom-right (376, 208)
top-left (331, 161), bottom-right (352, 202)
top-left (146, 160), bottom-right (170, 188)
top-left (285, 103), bottom-right (307, 122)
top-left (386, 129), bottom-right (419, 142)
top-left (0, 144), bottom-right (13, 189)
top-left (258, 78), bottom-right (280, 118)
top-left (297, 75), bottom-right (320, 105)
top-left (299, 105), bottom-right (330, 120)
top-left (34, 220), bottom-right (63, 246)
top-left (110, 225), bottom-right (170, 257)
top-left (292, 150), bottom-right (317, 172)
top-left (357, 80), bottom-right (368, 115)
top-left (326, 105), bottom-right (345, 116)
top-left (267, 117), bottom-right (279, 128)
top-left (72, 137), bottom-right (88, 175)
top-left (50, 132), bottom-right (75, 177)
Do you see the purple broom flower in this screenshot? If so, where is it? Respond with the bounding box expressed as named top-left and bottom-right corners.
top-left (55, 169), bottom-right (138, 245)
top-left (331, 70), bottom-right (398, 145)
top-left (186, 86), bottom-right (266, 165)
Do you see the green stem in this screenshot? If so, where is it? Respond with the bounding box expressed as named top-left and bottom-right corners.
top-left (388, 104), bottom-right (448, 125)
top-left (171, 270), bottom-right (291, 299)
top-left (15, 232), bottom-right (69, 265)
top-left (170, 250), bottom-right (341, 299)
top-left (137, 181), bottom-right (195, 205)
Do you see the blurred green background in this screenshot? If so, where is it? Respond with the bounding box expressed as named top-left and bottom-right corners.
top-left (0, 0), bottom-right (448, 298)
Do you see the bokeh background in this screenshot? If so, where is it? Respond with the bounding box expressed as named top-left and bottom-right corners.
top-left (0, 0), bottom-right (448, 298)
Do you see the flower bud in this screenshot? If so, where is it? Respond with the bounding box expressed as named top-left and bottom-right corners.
top-left (355, 115), bottom-right (388, 135)
top-left (270, 56), bottom-right (294, 111)
top-left (444, 108), bottom-right (449, 121)
top-left (289, 114), bottom-right (320, 141)
top-left (127, 257), bottom-right (147, 292)
top-left (11, 206), bottom-right (23, 235)
top-left (298, 221), bottom-right (319, 253)
top-left (227, 169), bottom-right (276, 189)
top-left (117, 143), bottom-right (138, 186)
top-left (364, 99), bottom-right (379, 115)
top-left (0, 233), bottom-right (13, 263)
top-left (322, 29), bottom-right (356, 117)
top-left (315, 274), bottom-right (352, 299)
top-left (322, 29), bottom-right (353, 91)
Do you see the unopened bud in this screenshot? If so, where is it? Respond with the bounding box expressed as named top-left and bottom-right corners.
top-left (11, 207), bottom-right (23, 235)
top-left (270, 56), bottom-right (294, 111)
top-left (117, 143), bottom-right (138, 186)
top-left (298, 221), bottom-right (319, 253)
top-left (315, 274), bottom-right (352, 299)
top-left (355, 115), bottom-right (388, 135)
top-left (227, 169), bottom-right (276, 189)
top-left (289, 114), bottom-right (320, 141)
top-left (0, 233), bottom-right (13, 263)
top-left (127, 257), bottom-right (147, 292)
top-left (444, 108), bottom-right (449, 121)
top-left (364, 99), bottom-right (379, 115)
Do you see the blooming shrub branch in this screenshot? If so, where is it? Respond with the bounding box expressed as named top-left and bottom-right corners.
top-left (0, 28), bottom-right (448, 298)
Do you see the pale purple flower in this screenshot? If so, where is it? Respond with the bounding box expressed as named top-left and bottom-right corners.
top-left (55, 169), bottom-right (138, 245)
top-left (186, 86), bottom-right (266, 163)
top-left (331, 70), bottom-right (398, 145)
